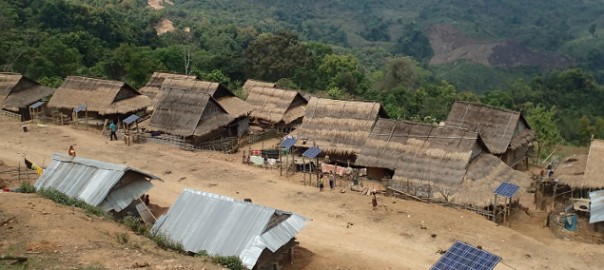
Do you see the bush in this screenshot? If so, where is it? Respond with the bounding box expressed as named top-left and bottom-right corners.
top-left (210, 255), bottom-right (244, 270)
top-left (149, 233), bottom-right (184, 253)
top-left (121, 216), bottom-right (148, 236)
top-left (37, 188), bottom-right (105, 217)
top-left (115, 232), bottom-right (129, 244)
top-left (18, 182), bottom-right (36, 193)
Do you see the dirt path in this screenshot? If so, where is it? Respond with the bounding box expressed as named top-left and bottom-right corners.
top-left (1, 119), bottom-right (604, 269)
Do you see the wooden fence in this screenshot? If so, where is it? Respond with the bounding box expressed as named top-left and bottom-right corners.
top-left (0, 110), bottom-right (21, 121)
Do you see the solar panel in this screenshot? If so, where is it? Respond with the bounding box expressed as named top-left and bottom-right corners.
top-left (123, 114), bottom-right (140, 125)
top-left (302, 147), bottom-right (321, 158)
top-left (280, 138), bottom-right (297, 149)
top-left (29, 101), bottom-right (45, 109)
top-left (431, 241), bottom-right (501, 270)
top-left (74, 104), bottom-right (87, 112)
top-left (494, 182), bottom-right (520, 198)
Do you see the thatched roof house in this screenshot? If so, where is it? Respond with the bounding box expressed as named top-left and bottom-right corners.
top-left (246, 86), bottom-right (307, 129)
top-left (148, 87), bottom-right (235, 141)
top-left (445, 101), bottom-right (534, 167)
top-left (0, 72), bottom-right (55, 119)
top-left (357, 119), bottom-right (530, 207)
top-left (48, 76), bottom-right (150, 116)
top-left (139, 72), bottom-right (197, 111)
top-left (557, 140), bottom-right (604, 190)
top-left (293, 97), bottom-right (387, 155)
top-left (242, 79), bottom-right (275, 97)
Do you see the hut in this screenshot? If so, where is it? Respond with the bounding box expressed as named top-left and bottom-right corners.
top-left (47, 76), bottom-right (151, 124)
top-left (144, 78), bottom-right (251, 136)
top-left (246, 86), bottom-right (308, 131)
top-left (152, 189), bottom-right (306, 270)
top-left (445, 101), bottom-right (534, 168)
top-left (139, 72), bottom-right (197, 112)
top-left (147, 86), bottom-right (236, 144)
top-left (293, 97), bottom-right (387, 161)
top-left (34, 153), bottom-right (160, 224)
top-left (356, 119), bottom-right (531, 207)
top-left (242, 79), bottom-right (275, 98)
top-left (0, 72), bottom-right (55, 121)
top-left (556, 140), bottom-right (604, 212)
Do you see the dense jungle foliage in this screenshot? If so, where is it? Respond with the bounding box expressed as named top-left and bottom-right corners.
top-left (1, 0), bottom-right (604, 149)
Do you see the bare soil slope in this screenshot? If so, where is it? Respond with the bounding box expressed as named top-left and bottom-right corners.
top-left (1, 119), bottom-right (603, 269)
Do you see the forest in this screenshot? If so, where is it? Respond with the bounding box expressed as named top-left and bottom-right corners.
top-left (1, 0), bottom-right (604, 149)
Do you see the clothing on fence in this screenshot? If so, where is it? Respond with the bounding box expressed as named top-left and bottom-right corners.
top-left (267, 158), bottom-right (277, 167)
top-left (251, 150), bottom-right (261, 156)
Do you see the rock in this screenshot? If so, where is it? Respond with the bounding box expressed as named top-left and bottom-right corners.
top-left (431, 234), bottom-right (437, 238)
top-left (132, 262), bottom-right (150, 268)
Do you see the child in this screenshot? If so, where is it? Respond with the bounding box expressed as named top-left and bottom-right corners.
top-left (68, 145), bottom-right (76, 157)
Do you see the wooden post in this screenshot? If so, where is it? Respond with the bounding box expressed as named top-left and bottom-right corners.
top-left (552, 183), bottom-right (558, 211)
top-left (316, 157), bottom-right (320, 186)
top-left (493, 194), bottom-right (498, 222)
top-left (279, 147), bottom-right (283, 176)
top-left (302, 156), bottom-right (306, 185)
top-left (508, 197), bottom-right (512, 227)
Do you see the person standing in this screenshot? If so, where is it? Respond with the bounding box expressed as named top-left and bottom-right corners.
top-left (319, 177), bottom-right (324, 192)
top-left (109, 121), bottom-right (118, 141)
top-left (329, 171), bottom-right (335, 190)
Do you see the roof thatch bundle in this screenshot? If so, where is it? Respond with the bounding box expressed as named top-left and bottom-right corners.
top-left (556, 154), bottom-right (587, 187)
top-left (557, 140), bottom-right (604, 189)
top-left (48, 76), bottom-right (150, 115)
top-left (139, 72), bottom-right (197, 102)
top-left (149, 87), bottom-right (234, 138)
top-left (445, 101), bottom-right (534, 154)
top-left (357, 119), bottom-right (482, 185)
top-left (0, 72), bottom-right (54, 112)
top-left (293, 97), bottom-right (386, 154)
top-left (455, 154), bottom-right (531, 206)
top-left (246, 86), bottom-right (307, 125)
top-left (242, 79), bottom-right (275, 96)
top-left (147, 78), bottom-right (251, 118)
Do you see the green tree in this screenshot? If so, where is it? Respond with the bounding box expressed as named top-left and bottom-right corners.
top-left (525, 105), bottom-right (563, 159)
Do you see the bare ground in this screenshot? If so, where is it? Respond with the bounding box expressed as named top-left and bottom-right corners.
top-left (1, 119), bottom-right (603, 269)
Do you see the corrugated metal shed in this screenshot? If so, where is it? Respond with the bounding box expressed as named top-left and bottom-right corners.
top-left (589, 190), bottom-right (604, 224)
top-left (152, 189), bottom-right (307, 269)
top-left (35, 153), bottom-right (159, 212)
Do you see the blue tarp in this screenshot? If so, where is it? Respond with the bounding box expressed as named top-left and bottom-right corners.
top-left (123, 114), bottom-right (140, 125)
top-left (29, 101), bottom-right (45, 109)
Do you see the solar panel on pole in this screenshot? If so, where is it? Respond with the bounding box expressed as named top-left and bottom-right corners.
top-left (123, 114), bottom-right (140, 125)
top-left (302, 147), bottom-right (321, 158)
top-left (280, 138), bottom-right (297, 149)
top-left (494, 182), bottom-right (520, 198)
top-left (430, 241), bottom-right (501, 270)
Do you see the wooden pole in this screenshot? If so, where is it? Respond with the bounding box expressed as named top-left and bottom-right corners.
top-left (508, 197), bottom-right (512, 227)
top-left (493, 194), bottom-right (498, 222)
top-left (279, 147), bottom-right (283, 176)
top-left (302, 156), bottom-right (306, 185)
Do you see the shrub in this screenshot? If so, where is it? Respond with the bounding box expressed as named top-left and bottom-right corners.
top-left (149, 233), bottom-right (184, 253)
top-left (37, 188), bottom-right (105, 217)
top-left (18, 182), bottom-right (36, 193)
top-left (210, 255), bottom-right (244, 270)
top-left (115, 232), bottom-right (129, 244)
top-left (121, 215), bottom-right (147, 236)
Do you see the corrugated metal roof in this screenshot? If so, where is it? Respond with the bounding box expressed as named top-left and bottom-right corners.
top-left (35, 153), bottom-right (158, 212)
top-left (152, 189), bottom-right (306, 269)
top-left (589, 190), bottom-right (604, 224)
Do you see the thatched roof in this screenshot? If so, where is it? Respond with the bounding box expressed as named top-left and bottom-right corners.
top-left (246, 86), bottom-right (307, 125)
top-left (149, 87), bottom-right (234, 137)
top-left (48, 76), bottom-right (149, 115)
top-left (293, 97), bottom-right (386, 154)
top-left (242, 79), bottom-right (275, 96)
top-left (558, 140), bottom-right (604, 189)
top-left (556, 154), bottom-right (587, 187)
top-left (454, 154), bottom-right (531, 207)
top-left (147, 78), bottom-right (251, 118)
top-left (140, 72), bottom-right (197, 103)
top-left (0, 73), bottom-right (54, 112)
top-left (357, 119), bottom-right (482, 186)
top-left (445, 101), bottom-right (534, 154)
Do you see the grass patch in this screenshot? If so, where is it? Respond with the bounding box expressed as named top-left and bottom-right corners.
top-left (210, 255), bottom-right (244, 270)
top-left (17, 181), bottom-right (36, 193)
top-left (148, 233), bottom-right (185, 253)
top-left (115, 232), bottom-right (129, 244)
top-left (37, 188), bottom-right (105, 217)
top-left (121, 216), bottom-right (148, 236)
